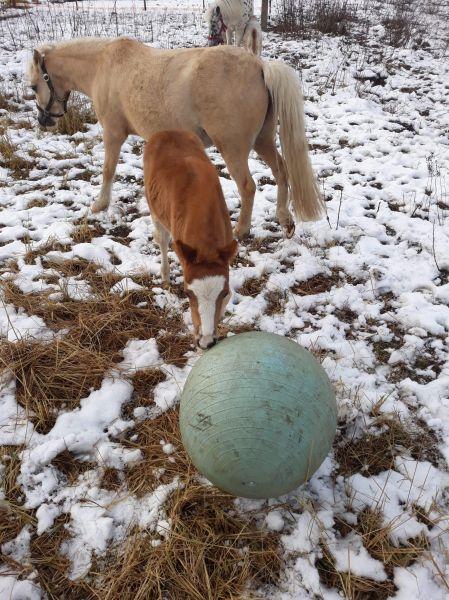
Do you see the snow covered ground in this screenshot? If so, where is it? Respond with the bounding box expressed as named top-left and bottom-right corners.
top-left (1, 1), bottom-right (449, 598)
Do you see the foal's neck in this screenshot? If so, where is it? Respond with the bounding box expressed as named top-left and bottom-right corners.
top-left (46, 38), bottom-right (107, 97)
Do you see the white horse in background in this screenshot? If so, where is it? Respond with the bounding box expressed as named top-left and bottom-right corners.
top-left (207, 0), bottom-right (254, 47)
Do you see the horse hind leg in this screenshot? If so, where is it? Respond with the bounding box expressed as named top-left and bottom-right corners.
top-left (254, 131), bottom-right (295, 238)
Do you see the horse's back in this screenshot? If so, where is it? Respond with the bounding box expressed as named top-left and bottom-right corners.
top-left (98, 41), bottom-right (268, 149)
top-left (144, 130), bottom-right (232, 245)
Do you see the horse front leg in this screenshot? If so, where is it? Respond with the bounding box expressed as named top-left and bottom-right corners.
top-left (225, 28), bottom-right (234, 45)
top-left (235, 26), bottom-right (245, 47)
top-left (219, 145), bottom-right (255, 239)
top-left (153, 220), bottom-right (170, 285)
top-left (91, 128), bottom-right (126, 214)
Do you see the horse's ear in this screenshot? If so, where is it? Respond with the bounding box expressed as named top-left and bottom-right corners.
top-left (33, 49), bottom-right (41, 65)
top-left (218, 239), bottom-right (238, 263)
top-left (214, 5), bottom-right (221, 16)
top-left (174, 240), bottom-right (197, 264)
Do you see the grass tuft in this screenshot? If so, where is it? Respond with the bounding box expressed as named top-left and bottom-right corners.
top-left (1, 338), bottom-right (113, 433)
top-left (97, 483), bottom-right (280, 600)
top-left (0, 446), bottom-right (35, 545)
top-left (55, 95), bottom-right (97, 136)
top-left (0, 132), bottom-right (32, 179)
top-left (237, 274), bottom-right (269, 297)
top-left (71, 217), bottom-right (106, 244)
top-left (157, 332), bottom-right (193, 368)
top-left (335, 414), bottom-right (441, 477)
top-left (317, 543), bottom-right (396, 599)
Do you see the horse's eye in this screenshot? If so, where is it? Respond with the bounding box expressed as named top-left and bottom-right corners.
top-left (31, 85), bottom-right (37, 92)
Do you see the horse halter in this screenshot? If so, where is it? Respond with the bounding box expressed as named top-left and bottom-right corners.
top-left (208, 12), bottom-right (227, 45)
top-left (36, 56), bottom-right (70, 119)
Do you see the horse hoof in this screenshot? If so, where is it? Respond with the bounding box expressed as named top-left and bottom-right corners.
top-left (283, 222), bottom-right (295, 239)
top-left (91, 200), bottom-right (107, 213)
top-left (233, 226), bottom-right (250, 240)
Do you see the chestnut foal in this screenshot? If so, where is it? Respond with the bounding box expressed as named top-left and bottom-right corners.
top-left (144, 131), bottom-right (238, 350)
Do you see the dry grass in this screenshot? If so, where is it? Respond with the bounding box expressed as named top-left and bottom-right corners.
top-left (274, 0), bottom-right (357, 36)
top-left (97, 483), bottom-right (280, 600)
top-left (0, 131), bottom-right (32, 179)
top-left (110, 224), bottom-right (131, 246)
top-left (1, 338), bottom-right (113, 433)
top-left (123, 408), bottom-right (188, 495)
top-left (265, 289), bottom-right (287, 315)
top-left (55, 95), bottom-right (97, 136)
top-left (292, 271), bottom-right (339, 296)
top-left (0, 445), bottom-right (36, 545)
top-left (237, 273), bottom-right (269, 297)
top-left (71, 218), bottom-right (106, 244)
top-left (2, 405), bottom-right (280, 599)
top-left (318, 506), bottom-right (429, 597)
top-left (51, 449), bottom-right (96, 486)
top-left (1, 273), bottom-right (183, 352)
top-left (157, 332), bottom-right (193, 367)
top-left (317, 543), bottom-right (396, 599)
top-left (23, 237), bottom-right (71, 265)
top-left (357, 508), bottom-right (429, 574)
top-left (100, 466), bottom-right (122, 491)
top-left (0, 83), bottom-right (17, 112)
top-left (335, 414), bottom-right (441, 477)
top-left (122, 367), bottom-right (167, 419)
top-left (0, 262), bottom-right (186, 434)
top-left (26, 197), bottom-right (47, 209)
top-left (29, 515), bottom-right (91, 600)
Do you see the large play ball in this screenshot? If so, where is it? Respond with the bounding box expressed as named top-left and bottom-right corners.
top-left (179, 332), bottom-right (337, 499)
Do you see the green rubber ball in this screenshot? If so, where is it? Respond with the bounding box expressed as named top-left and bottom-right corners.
top-left (179, 332), bottom-right (337, 499)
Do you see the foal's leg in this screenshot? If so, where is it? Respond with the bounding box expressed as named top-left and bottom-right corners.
top-left (153, 220), bottom-right (170, 284)
top-left (91, 128), bottom-right (126, 214)
top-left (254, 119), bottom-right (295, 238)
top-left (219, 145), bottom-right (256, 238)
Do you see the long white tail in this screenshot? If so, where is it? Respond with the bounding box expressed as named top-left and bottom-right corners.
top-left (262, 61), bottom-right (323, 221)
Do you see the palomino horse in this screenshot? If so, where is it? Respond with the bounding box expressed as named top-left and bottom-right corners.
top-left (144, 130), bottom-right (237, 350)
top-left (207, 0), bottom-right (253, 47)
top-left (27, 37), bottom-right (323, 238)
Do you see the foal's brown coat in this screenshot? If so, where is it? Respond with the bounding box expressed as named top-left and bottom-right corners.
top-left (144, 131), bottom-right (237, 349)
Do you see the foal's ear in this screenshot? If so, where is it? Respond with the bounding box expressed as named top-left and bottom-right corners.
top-left (33, 49), bottom-right (41, 65)
top-left (218, 239), bottom-right (238, 263)
top-left (173, 240), bottom-right (197, 264)
top-left (214, 6), bottom-right (221, 16)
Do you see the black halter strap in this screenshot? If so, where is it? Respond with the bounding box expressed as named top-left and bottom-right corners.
top-left (36, 56), bottom-right (70, 119)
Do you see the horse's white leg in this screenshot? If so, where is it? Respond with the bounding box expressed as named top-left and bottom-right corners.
top-left (91, 129), bottom-right (126, 214)
top-left (254, 132), bottom-right (294, 238)
top-left (219, 146), bottom-right (256, 238)
top-left (153, 220), bottom-right (170, 284)
top-left (235, 26), bottom-right (245, 47)
top-left (226, 28), bottom-right (233, 45)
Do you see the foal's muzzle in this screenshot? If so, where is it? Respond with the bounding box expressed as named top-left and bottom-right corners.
top-left (197, 335), bottom-right (217, 350)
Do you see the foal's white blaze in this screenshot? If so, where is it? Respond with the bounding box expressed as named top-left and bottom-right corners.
top-left (188, 275), bottom-right (225, 348)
